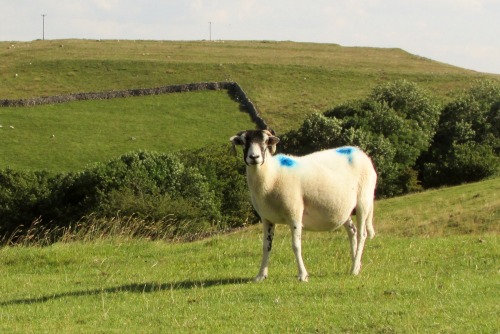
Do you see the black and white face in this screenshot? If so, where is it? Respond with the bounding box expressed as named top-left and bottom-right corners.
top-left (230, 130), bottom-right (280, 166)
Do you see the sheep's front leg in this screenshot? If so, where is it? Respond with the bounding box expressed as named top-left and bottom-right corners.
top-left (254, 220), bottom-right (275, 282)
top-left (291, 222), bottom-right (308, 282)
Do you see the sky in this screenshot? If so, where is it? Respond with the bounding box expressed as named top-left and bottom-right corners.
top-left (1, 0), bottom-right (499, 74)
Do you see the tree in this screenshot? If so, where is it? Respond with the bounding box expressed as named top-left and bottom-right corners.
top-left (281, 80), bottom-right (440, 197)
top-left (422, 80), bottom-right (500, 187)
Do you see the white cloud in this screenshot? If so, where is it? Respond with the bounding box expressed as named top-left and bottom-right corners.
top-left (92, 0), bottom-right (118, 11)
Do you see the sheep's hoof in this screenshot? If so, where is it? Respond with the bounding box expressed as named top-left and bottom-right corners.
top-left (253, 275), bottom-right (267, 282)
top-left (298, 274), bottom-right (309, 282)
top-left (351, 264), bottom-right (362, 275)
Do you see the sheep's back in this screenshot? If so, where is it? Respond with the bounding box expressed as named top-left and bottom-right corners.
top-left (274, 146), bottom-right (373, 198)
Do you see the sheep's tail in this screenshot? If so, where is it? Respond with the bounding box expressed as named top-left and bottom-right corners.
top-left (366, 204), bottom-right (375, 239)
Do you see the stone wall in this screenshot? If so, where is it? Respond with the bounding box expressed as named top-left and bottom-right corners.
top-left (0, 82), bottom-right (268, 129)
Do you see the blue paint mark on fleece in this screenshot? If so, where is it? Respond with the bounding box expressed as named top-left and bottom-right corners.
top-left (277, 154), bottom-right (297, 168)
top-left (336, 147), bottom-right (356, 164)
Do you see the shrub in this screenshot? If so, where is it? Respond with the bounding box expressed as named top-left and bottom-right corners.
top-left (88, 151), bottom-right (220, 222)
top-left (281, 80), bottom-right (438, 197)
top-left (422, 80), bottom-right (500, 187)
top-left (179, 145), bottom-right (256, 226)
top-left (0, 149), bottom-right (252, 242)
top-left (280, 113), bottom-right (344, 155)
top-left (0, 169), bottom-right (53, 236)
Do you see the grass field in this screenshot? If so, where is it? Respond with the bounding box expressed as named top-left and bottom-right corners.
top-left (1, 235), bottom-right (497, 333)
top-left (0, 178), bottom-right (498, 333)
top-left (0, 90), bottom-right (254, 171)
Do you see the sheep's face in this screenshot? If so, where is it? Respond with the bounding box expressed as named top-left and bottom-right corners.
top-left (230, 130), bottom-right (280, 166)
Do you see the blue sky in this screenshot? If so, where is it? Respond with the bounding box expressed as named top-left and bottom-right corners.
top-left (1, 0), bottom-right (499, 74)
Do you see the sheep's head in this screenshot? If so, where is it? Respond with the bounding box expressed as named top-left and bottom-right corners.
top-left (230, 129), bottom-right (280, 166)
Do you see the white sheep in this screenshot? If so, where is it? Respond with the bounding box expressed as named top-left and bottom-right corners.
top-left (230, 129), bottom-right (377, 281)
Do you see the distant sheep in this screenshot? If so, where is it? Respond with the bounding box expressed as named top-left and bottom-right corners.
top-left (230, 129), bottom-right (377, 281)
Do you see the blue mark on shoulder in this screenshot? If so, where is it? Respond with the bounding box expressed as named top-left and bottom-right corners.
top-left (336, 147), bottom-right (357, 164)
top-left (277, 155), bottom-right (297, 168)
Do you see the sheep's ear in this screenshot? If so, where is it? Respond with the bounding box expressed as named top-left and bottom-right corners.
top-left (230, 135), bottom-right (245, 146)
top-left (268, 136), bottom-right (280, 146)
top-left (230, 135), bottom-right (244, 156)
top-left (267, 136), bottom-right (280, 155)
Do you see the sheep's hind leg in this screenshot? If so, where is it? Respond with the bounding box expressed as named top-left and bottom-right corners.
top-left (366, 204), bottom-right (375, 239)
top-left (254, 220), bottom-right (275, 282)
top-left (343, 217), bottom-right (358, 265)
top-left (291, 222), bottom-right (308, 282)
top-left (351, 202), bottom-right (372, 275)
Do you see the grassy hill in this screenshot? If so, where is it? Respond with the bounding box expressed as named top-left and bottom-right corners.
top-left (376, 177), bottom-right (500, 236)
top-left (2, 39), bottom-right (499, 171)
top-left (0, 178), bottom-right (498, 333)
top-left (2, 39), bottom-right (499, 133)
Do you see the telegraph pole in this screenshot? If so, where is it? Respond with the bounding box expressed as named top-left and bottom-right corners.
top-left (209, 21), bottom-right (212, 41)
top-left (42, 14), bottom-right (46, 40)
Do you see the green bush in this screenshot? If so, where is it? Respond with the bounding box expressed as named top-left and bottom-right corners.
top-left (87, 151), bottom-right (220, 221)
top-left (179, 145), bottom-right (256, 226)
top-left (281, 80), bottom-right (439, 197)
top-left (0, 149), bottom-right (253, 241)
top-left (280, 113), bottom-right (344, 155)
top-left (0, 169), bottom-right (53, 235)
top-left (422, 80), bottom-right (500, 187)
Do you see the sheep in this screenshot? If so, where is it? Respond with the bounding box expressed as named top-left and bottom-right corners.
top-left (230, 129), bottom-right (377, 282)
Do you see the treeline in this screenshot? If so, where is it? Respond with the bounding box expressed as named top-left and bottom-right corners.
top-left (0, 79), bottom-right (498, 242)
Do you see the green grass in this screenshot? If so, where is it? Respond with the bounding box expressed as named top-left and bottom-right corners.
top-left (1, 235), bottom-right (498, 333)
top-left (0, 179), bottom-right (498, 333)
top-left (0, 90), bottom-right (254, 171)
top-left (376, 177), bottom-right (500, 236)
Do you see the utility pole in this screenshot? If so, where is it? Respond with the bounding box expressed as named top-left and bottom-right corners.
top-left (209, 21), bottom-right (212, 41)
top-left (41, 14), bottom-right (46, 40)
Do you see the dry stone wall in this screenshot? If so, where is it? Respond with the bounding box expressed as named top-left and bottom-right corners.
top-left (0, 82), bottom-right (268, 130)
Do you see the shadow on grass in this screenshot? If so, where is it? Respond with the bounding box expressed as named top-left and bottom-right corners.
top-left (0, 277), bottom-right (252, 306)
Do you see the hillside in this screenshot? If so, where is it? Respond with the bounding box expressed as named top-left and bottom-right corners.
top-left (2, 39), bottom-right (499, 131)
top-left (376, 177), bottom-right (500, 237)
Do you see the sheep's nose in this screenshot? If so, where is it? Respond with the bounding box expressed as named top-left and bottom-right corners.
top-left (249, 154), bottom-right (260, 160)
